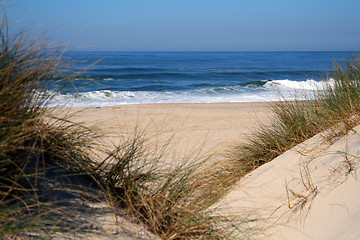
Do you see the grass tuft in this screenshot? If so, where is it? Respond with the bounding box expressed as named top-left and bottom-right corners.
top-left (230, 54), bottom-right (360, 180)
top-left (97, 133), bottom-right (236, 239)
top-left (0, 5), bottom-right (238, 239)
top-left (0, 8), bottom-right (104, 238)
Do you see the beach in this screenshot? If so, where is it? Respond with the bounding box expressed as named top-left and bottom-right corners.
top-left (37, 50), bottom-right (360, 239)
top-left (57, 102), bottom-right (273, 162)
top-left (4, 1), bottom-right (360, 238)
top-left (60, 102), bottom-right (360, 239)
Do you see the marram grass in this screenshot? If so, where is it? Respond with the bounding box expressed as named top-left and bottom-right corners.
top-left (3, 3), bottom-right (360, 239)
top-left (229, 55), bottom-right (360, 180)
top-left (0, 6), bottom-right (239, 239)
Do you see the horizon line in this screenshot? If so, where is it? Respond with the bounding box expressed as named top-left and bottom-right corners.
top-left (65, 49), bottom-right (359, 53)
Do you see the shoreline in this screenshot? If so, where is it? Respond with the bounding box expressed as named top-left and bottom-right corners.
top-left (52, 101), bottom-right (276, 109)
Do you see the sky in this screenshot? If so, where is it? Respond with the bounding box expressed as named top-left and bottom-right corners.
top-left (6, 0), bottom-right (360, 51)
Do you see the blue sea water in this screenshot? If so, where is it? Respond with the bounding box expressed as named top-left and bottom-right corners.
top-left (49, 51), bottom-right (354, 107)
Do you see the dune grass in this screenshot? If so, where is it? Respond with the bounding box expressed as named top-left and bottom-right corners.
top-left (3, 3), bottom-right (360, 239)
top-left (229, 55), bottom-right (360, 179)
top-left (0, 7), bottom-right (238, 239)
top-left (97, 134), bottom-right (238, 239)
top-left (0, 12), bottom-right (107, 237)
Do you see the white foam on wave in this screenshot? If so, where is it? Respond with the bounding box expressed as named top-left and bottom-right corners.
top-left (46, 79), bottom-right (334, 108)
top-left (264, 78), bottom-right (333, 90)
top-left (47, 90), bottom-right (276, 107)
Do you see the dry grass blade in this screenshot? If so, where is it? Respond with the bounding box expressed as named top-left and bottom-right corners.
top-left (96, 133), bottom-right (238, 239)
top-left (0, 6), bottom-right (107, 238)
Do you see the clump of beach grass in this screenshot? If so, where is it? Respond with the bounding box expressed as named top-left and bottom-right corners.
top-left (0, 10), bottom-right (107, 237)
top-left (0, 6), bottom-right (239, 239)
top-left (96, 132), bottom-right (239, 239)
top-left (230, 54), bottom-right (360, 178)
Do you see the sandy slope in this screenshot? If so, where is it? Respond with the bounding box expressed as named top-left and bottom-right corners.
top-left (213, 125), bottom-right (360, 240)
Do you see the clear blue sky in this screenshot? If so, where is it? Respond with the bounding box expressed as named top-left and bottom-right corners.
top-left (6, 0), bottom-right (360, 51)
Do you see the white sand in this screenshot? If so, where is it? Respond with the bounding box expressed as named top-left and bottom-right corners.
top-left (213, 125), bottom-right (360, 239)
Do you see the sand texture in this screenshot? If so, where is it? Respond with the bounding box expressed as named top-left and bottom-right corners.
top-left (59, 102), bottom-right (272, 161)
top-left (213, 124), bottom-right (360, 239)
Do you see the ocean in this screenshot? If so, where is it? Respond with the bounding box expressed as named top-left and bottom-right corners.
top-left (49, 51), bottom-right (354, 107)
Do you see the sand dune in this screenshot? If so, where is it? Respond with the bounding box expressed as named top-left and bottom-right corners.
top-left (213, 124), bottom-right (360, 239)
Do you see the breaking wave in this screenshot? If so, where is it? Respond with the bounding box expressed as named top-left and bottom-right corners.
top-left (46, 79), bottom-right (333, 108)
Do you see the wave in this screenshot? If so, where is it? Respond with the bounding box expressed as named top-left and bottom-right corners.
top-left (78, 72), bottom-right (198, 81)
top-left (75, 69), bottom-right (325, 83)
top-left (46, 79), bottom-right (333, 108)
top-left (211, 70), bottom-right (323, 76)
top-left (91, 67), bottom-right (165, 72)
top-left (264, 78), bottom-right (332, 90)
top-left (47, 90), bottom-right (270, 108)
top-left (91, 67), bottom-right (323, 75)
